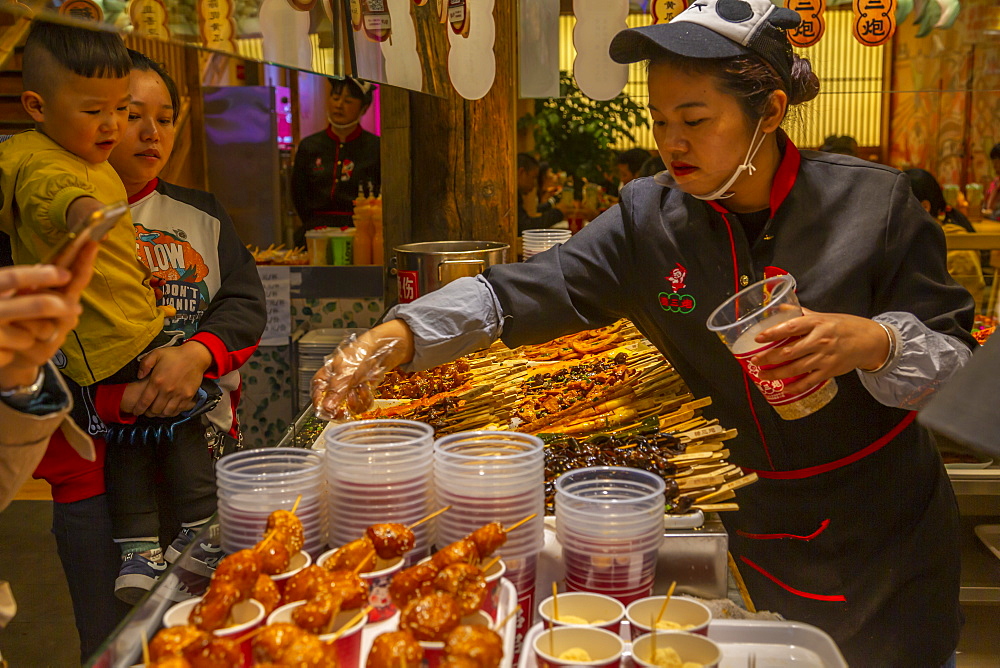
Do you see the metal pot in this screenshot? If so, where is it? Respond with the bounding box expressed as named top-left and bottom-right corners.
top-left (392, 241), bottom-right (509, 303)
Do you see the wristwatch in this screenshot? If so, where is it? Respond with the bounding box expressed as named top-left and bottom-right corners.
top-left (0, 368), bottom-right (45, 402)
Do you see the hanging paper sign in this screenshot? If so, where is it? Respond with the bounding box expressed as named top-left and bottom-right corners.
top-left (447, 0), bottom-right (495, 99)
top-left (286, 0), bottom-right (316, 11)
top-left (651, 0), bottom-right (687, 24)
top-left (573, 0), bottom-right (628, 101)
top-left (129, 0), bottom-right (171, 40)
top-left (438, 0), bottom-right (448, 23)
top-left (786, 0), bottom-right (825, 47)
top-left (852, 0), bottom-right (896, 46)
top-left (197, 0), bottom-right (237, 52)
top-left (448, 0), bottom-right (469, 37)
top-left (350, 0), bottom-right (363, 30)
top-left (59, 0), bottom-right (103, 22)
top-left (361, 0), bottom-right (392, 42)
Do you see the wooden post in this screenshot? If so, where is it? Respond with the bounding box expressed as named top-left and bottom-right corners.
top-left (379, 1), bottom-right (519, 307)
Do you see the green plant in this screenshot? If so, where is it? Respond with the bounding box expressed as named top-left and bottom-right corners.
top-left (522, 72), bottom-right (649, 199)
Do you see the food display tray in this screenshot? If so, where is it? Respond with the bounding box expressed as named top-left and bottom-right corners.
top-left (975, 524), bottom-right (1000, 562)
top-left (518, 618), bottom-right (848, 668)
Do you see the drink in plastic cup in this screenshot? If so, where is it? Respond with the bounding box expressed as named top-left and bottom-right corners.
top-left (329, 231), bottom-right (354, 265)
top-left (706, 274), bottom-right (837, 420)
top-left (625, 595), bottom-right (712, 639)
top-left (532, 626), bottom-right (625, 668)
top-left (631, 630), bottom-right (722, 668)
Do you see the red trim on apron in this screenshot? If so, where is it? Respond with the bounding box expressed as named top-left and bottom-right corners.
top-left (744, 411), bottom-right (916, 480)
top-left (740, 555), bottom-right (847, 602)
top-left (737, 519), bottom-right (830, 541)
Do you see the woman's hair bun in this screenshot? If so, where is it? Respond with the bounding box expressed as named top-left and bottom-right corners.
top-left (788, 54), bottom-right (820, 105)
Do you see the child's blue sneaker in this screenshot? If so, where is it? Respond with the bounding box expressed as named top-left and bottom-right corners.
top-left (114, 548), bottom-right (167, 604)
top-left (164, 527), bottom-right (224, 577)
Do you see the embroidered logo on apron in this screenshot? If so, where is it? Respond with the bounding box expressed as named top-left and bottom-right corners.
top-left (658, 262), bottom-right (697, 314)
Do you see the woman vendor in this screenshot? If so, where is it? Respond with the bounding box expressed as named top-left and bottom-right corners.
top-left (291, 76), bottom-right (381, 242)
top-left (313, 1), bottom-right (975, 665)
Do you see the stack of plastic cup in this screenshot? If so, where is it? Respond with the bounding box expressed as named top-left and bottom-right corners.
top-left (216, 448), bottom-right (326, 558)
top-left (522, 229), bottom-right (572, 260)
top-left (433, 431), bottom-right (545, 658)
top-left (555, 466), bottom-right (665, 605)
top-left (324, 419), bottom-right (437, 562)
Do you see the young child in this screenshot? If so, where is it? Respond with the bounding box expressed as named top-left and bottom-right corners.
top-left (0, 22), bottom-right (215, 630)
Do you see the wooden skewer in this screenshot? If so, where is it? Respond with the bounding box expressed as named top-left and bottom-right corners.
top-left (329, 606), bottom-right (373, 640)
top-left (552, 581), bottom-right (559, 623)
top-left (408, 505), bottom-right (451, 529)
top-left (232, 625), bottom-right (268, 645)
top-left (141, 629), bottom-right (150, 667)
top-left (493, 606), bottom-right (519, 632)
top-left (480, 555), bottom-right (502, 574)
top-left (727, 552), bottom-right (756, 613)
top-left (650, 611), bottom-right (657, 660)
top-left (504, 513), bottom-right (537, 534)
top-left (354, 550), bottom-right (377, 574)
top-left (655, 580), bottom-right (677, 628)
top-left (291, 494), bottom-right (302, 515)
top-left (548, 618), bottom-right (555, 657)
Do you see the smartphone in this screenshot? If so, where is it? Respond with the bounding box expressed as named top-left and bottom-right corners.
top-left (43, 200), bottom-right (129, 268)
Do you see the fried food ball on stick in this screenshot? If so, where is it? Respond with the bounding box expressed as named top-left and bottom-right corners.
top-left (322, 535), bottom-right (377, 573)
top-left (465, 522), bottom-right (506, 559)
top-left (431, 539), bottom-right (480, 570)
top-left (366, 523), bottom-right (416, 560)
top-left (292, 589), bottom-right (344, 635)
top-left (400, 591), bottom-right (462, 642)
top-left (211, 549), bottom-right (261, 598)
top-left (439, 657), bottom-right (480, 668)
top-left (444, 625), bottom-right (504, 668)
top-left (265, 509), bottom-right (304, 554)
top-left (189, 582), bottom-right (241, 632)
top-left (148, 657), bottom-right (192, 668)
top-left (433, 563), bottom-right (487, 616)
top-left (252, 572), bottom-right (282, 615)
top-left (253, 623), bottom-right (308, 663)
top-left (253, 622), bottom-right (339, 668)
top-left (185, 637), bottom-right (243, 668)
top-left (149, 625), bottom-right (210, 661)
top-left (365, 630), bottom-right (425, 668)
top-left (283, 565), bottom-right (335, 603)
top-left (389, 561), bottom-right (439, 610)
top-left (326, 569), bottom-right (370, 608)
top-left (256, 538), bottom-right (292, 576)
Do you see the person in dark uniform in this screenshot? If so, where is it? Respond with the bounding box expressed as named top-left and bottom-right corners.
top-left (312, 2), bottom-right (973, 666)
top-left (291, 77), bottom-right (380, 243)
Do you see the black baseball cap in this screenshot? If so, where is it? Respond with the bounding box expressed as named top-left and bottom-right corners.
top-left (609, 0), bottom-right (802, 91)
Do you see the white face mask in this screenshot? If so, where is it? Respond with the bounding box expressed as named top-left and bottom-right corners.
top-left (654, 118), bottom-right (767, 201)
top-left (328, 116), bottom-right (360, 133)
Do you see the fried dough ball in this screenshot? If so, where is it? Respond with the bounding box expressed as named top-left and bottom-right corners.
top-left (149, 657), bottom-right (192, 668)
top-left (323, 536), bottom-right (377, 573)
top-left (252, 573), bottom-right (282, 615)
top-left (444, 625), bottom-right (504, 668)
top-left (439, 657), bottom-right (480, 668)
top-left (256, 538), bottom-right (292, 575)
top-left (279, 635), bottom-right (338, 668)
top-left (189, 582), bottom-right (241, 632)
top-left (185, 637), bottom-right (243, 668)
top-left (431, 539), bottom-right (479, 569)
top-left (212, 549), bottom-right (261, 597)
top-left (390, 561), bottom-right (438, 610)
top-left (466, 522), bottom-right (506, 559)
top-left (434, 563), bottom-right (487, 616)
top-left (265, 509), bottom-right (304, 554)
top-left (365, 630), bottom-right (425, 668)
top-left (400, 591), bottom-right (462, 642)
top-left (366, 523), bottom-right (416, 560)
top-left (283, 565), bottom-right (335, 603)
top-left (292, 589), bottom-right (344, 635)
top-left (326, 569), bottom-right (370, 609)
top-left (149, 625), bottom-right (210, 661)
top-left (252, 623), bottom-right (309, 662)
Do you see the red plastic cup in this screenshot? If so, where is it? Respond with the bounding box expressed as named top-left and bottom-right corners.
top-left (532, 626), bottom-right (624, 667)
top-left (479, 558), bottom-right (507, 620)
top-left (537, 592), bottom-right (626, 634)
top-left (625, 595), bottom-right (712, 640)
top-left (163, 596), bottom-right (265, 666)
top-left (630, 630), bottom-right (722, 668)
top-left (417, 610), bottom-right (491, 668)
top-left (266, 602), bottom-right (367, 667)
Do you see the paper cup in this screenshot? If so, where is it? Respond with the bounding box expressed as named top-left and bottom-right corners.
top-left (537, 592), bottom-right (626, 634)
top-left (480, 558), bottom-right (507, 620)
top-left (416, 610), bottom-right (492, 668)
top-left (267, 602), bottom-right (367, 668)
top-left (268, 550), bottom-right (312, 596)
top-left (631, 631), bottom-right (722, 668)
top-left (531, 625), bottom-right (624, 668)
top-left (163, 596), bottom-right (265, 665)
top-left (706, 274), bottom-right (837, 419)
top-left (625, 595), bottom-right (712, 639)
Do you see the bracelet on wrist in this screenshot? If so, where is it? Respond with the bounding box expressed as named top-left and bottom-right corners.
top-left (0, 368), bottom-right (45, 400)
top-left (860, 322), bottom-right (896, 374)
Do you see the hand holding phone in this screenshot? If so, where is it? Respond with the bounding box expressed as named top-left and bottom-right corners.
top-left (44, 200), bottom-right (128, 269)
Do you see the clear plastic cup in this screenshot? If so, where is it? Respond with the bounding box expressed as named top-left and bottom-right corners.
top-left (706, 274), bottom-right (837, 419)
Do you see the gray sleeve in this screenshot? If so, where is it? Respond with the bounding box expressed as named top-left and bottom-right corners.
top-left (857, 311), bottom-right (973, 410)
top-left (385, 275), bottom-right (505, 372)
